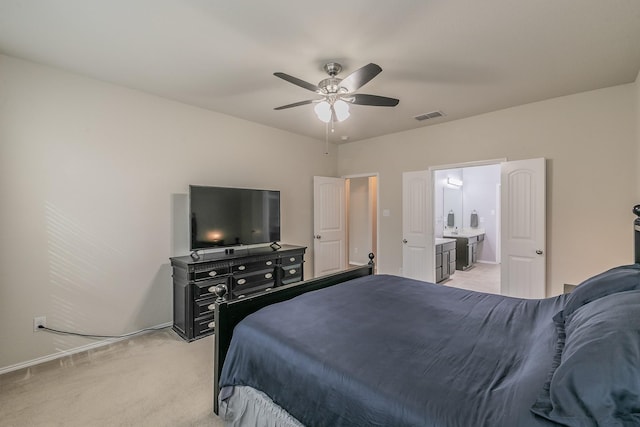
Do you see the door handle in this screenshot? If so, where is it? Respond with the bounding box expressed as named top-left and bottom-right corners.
top-left (536, 249), bottom-right (543, 255)
top-left (315, 235), bottom-right (322, 239)
top-left (402, 239), bottom-right (408, 244)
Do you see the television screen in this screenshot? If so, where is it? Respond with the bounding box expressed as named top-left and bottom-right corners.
top-left (189, 185), bottom-right (281, 250)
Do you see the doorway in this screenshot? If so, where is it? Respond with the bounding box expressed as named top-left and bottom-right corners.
top-left (434, 163), bottom-right (501, 293)
top-left (401, 158), bottom-right (546, 298)
top-left (346, 176), bottom-right (378, 267)
top-left (313, 174), bottom-right (379, 277)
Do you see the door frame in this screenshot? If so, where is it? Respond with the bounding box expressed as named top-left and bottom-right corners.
top-left (343, 172), bottom-right (380, 269)
top-left (426, 157), bottom-right (547, 297)
top-left (428, 158), bottom-right (506, 282)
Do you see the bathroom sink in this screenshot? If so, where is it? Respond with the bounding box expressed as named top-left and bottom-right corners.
top-left (435, 237), bottom-right (456, 245)
top-left (443, 229), bottom-right (485, 238)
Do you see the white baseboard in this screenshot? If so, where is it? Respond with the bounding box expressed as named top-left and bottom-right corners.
top-left (0, 321), bottom-right (173, 376)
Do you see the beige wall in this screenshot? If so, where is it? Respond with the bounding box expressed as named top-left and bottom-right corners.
top-left (637, 70), bottom-right (640, 199)
top-left (338, 84), bottom-right (637, 295)
top-left (0, 54), bottom-right (336, 370)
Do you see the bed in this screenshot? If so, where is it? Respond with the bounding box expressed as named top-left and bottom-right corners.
top-left (212, 209), bottom-right (640, 426)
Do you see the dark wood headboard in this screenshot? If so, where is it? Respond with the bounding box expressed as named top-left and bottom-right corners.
top-left (633, 205), bottom-right (640, 263)
top-left (212, 257), bottom-right (375, 414)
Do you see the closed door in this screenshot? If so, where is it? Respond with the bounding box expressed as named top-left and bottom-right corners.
top-left (402, 170), bottom-right (434, 282)
top-left (313, 176), bottom-right (347, 277)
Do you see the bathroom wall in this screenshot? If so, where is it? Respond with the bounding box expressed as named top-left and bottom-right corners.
top-left (434, 165), bottom-right (500, 263)
top-left (434, 169), bottom-right (463, 235)
top-left (461, 165), bottom-right (501, 263)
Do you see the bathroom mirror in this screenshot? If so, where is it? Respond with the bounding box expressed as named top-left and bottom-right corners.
top-left (443, 187), bottom-right (462, 231)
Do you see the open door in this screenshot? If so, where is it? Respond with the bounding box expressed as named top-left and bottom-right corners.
top-left (500, 158), bottom-right (546, 298)
top-left (402, 170), bottom-right (434, 281)
top-left (313, 176), bottom-right (347, 277)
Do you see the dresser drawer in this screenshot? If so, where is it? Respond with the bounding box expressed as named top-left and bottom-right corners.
top-left (193, 297), bottom-right (216, 318)
top-left (281, 253), bottom-right (304, 267)
top-left (231, 278), bottom-right (275, 298)
top-left (233, 270), bottom-right (276, 288)
top-left (191, 261), bottom-right (230, 281)
top-left (232, 258), bottom-right (277, 274)
top-left (280, 264), bottom-right (302, 284)
top-left (193, 315), bottom-right (215, 337)
top-left (193, 278), bottom-right (228, 300)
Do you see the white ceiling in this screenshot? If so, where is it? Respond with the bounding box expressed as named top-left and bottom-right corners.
top-left (1, 0), bottom-right (639, 143)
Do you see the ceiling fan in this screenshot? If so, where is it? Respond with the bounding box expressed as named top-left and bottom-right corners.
top-left (274, 62), bottom-right (399, 123)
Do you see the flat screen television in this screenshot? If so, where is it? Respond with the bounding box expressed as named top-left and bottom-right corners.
top-left (189, 185), bottom-right (281, 250)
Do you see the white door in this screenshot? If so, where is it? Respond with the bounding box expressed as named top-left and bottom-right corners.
top-left (500, 158), bottom-right (546, 298)
top-left (313, 176), bottom-right (347, 277)
top-left (402, 170), bottom-right (434, 282)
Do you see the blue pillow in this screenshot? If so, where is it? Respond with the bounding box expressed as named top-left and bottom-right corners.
top-left (561, 264), bottom-right (640, 319)
top-left (531, 290), bottom-right (640, 426)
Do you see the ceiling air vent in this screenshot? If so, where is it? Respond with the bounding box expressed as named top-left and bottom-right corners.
top-left (414, 111), bottom-right (445, 121)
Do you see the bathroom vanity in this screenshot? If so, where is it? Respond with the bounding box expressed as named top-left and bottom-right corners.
top-left (443, 230), bottom-right (485, 271)
top-left (435, 238), bottom-right (456, 282)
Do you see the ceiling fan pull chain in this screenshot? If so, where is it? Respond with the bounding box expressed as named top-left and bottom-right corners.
top-left (324, 121), bottom-right (329, 155)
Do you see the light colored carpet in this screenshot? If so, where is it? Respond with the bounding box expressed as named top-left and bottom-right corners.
top-left (0, 328), bottom-right (224, 427)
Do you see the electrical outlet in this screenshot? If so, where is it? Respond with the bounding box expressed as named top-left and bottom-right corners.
top-left (33, 316), bottom-right (46, 332)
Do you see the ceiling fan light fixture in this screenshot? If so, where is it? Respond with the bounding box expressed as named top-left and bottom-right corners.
top-left (314, 101), bottom-right (332, 123)
top-left (275, 62), bottom-right (398, 125)
top-left (334, 100), bottom-right (350, 121)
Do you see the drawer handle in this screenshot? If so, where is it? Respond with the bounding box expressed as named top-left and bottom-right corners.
top-left (238, 265), bottom-right (246, 271)
top-left (289, 257), bottom-right (295, 262)
top-left (208, 304), bottom-right (215, 310)
top-left (265, 273), bottom-right (273, 279)
top-left (208, 286), bottom-right (216, 293)
top-left (289, 269), bottom-right (297, 274)
top-left (208, 321), bottom-right (215, 329)
top-left (237, 278), bottom-right (247, 285)
top-left (266, 261), bottom-right (273, 266)
top-left (208, 271), bottom-right (217, 277)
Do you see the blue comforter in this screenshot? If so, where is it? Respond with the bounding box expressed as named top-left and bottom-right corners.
top-left (219, 274), bottom-right (567, 426)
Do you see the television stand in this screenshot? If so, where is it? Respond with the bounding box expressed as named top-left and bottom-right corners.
top-left (169, 244), bottom-right (306, 341)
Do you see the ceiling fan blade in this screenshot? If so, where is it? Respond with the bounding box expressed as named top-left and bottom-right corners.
top-left (349, 93), bottom-right (399, 107)
top-left (339, 63), bottom-right (382, 92)
top-left (274, 99), bottom-right (315, 110)
top-left (274, 72), bottom-right (320, 93)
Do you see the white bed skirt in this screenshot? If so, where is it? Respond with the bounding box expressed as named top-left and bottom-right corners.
top-left (219, 385), bottom-right (305, 427)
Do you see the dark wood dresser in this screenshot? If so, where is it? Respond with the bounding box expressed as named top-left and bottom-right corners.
top-left (170, 244), bottom-right (306, 341)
